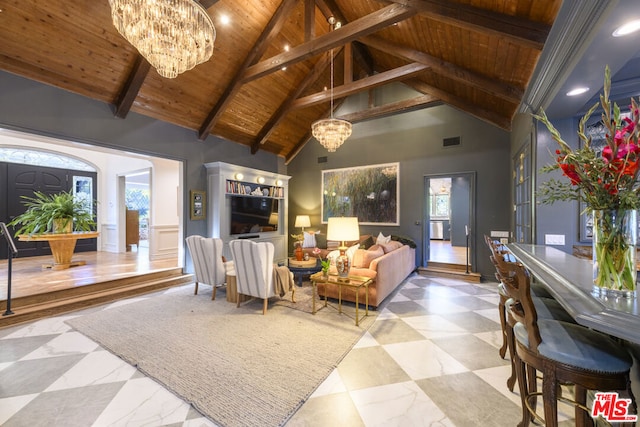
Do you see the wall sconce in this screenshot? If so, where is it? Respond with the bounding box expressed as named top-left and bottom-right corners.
top-left (234, 173), bottom-right (244, 181)
top-left (257, 176), bottom-right (265, 184)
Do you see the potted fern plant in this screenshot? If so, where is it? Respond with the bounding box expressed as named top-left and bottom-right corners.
top-left (8, 190), bottom-right (96, 235)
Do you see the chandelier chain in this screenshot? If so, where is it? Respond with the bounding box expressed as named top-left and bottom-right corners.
top-left (311, 17), bottom-right (352, 152)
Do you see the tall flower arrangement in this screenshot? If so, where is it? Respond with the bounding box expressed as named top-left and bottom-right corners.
top-left (535, 65), bottom-right (640, 293)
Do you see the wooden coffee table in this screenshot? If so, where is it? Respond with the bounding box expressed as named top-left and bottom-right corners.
top-left (310, 272), bottom-right (371, 326)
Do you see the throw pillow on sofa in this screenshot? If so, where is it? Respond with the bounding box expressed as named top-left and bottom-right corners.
top-left (352, 246), bottom-right (385, 268)
top-left (376, 231), bottom-right (391, 245)
top-left (380, 240), bottom-right (403, 253)
top-left (360, 235), bottom-right (375, 249)
top-left (302, 231), bottom-right (317, 248)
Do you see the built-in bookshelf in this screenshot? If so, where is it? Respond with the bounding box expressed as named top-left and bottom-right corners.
top-left (205, 162), bottom-right (291, 263)
top-left (225, 180), bottom-right (284, 198)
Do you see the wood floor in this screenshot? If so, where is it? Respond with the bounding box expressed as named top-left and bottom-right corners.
top-left (0, 246), bottom-right (180, 302)
top-left (429, 239), bottom-right (470, 265)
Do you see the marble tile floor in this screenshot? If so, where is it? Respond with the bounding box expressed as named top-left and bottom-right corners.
top-left (0, 274), bottom-right (577, 426)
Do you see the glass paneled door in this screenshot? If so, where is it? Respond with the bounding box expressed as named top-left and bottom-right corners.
top-left (513, 141), bottom-right (533, 243)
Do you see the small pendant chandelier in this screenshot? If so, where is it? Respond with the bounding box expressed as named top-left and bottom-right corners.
top-left (311, 17), bottom-right (352, 152)
top-left (108, 0), bottom-right (216, 79)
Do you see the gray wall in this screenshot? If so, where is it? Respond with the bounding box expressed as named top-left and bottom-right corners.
top-left (287, 103), bottom-right (512, 279)
top-left (535, 116), bottom-right (581, 252)
top-left (0, 70), bottom-right (513, 278)
top-left (0, 71), bottom-right (284, 241)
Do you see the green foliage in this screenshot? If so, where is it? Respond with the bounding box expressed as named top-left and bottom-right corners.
top-left (8, 190), bottom-right (97, 236)
top-left (320, 258), bottom-right (331, 272)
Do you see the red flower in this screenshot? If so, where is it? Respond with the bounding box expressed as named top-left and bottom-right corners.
top-left (559, 163), bottom-right (581, 185)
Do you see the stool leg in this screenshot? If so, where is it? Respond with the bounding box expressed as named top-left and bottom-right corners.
top-left (506, 316), bottom-right (517, 392)
top-left (526, 364), bottom-right (537, 415)
top-left (499, 294), bottom-right (508, 358)
top-left (542, 363), bottom-right (559, 427)
top-left (515, 353), bottom-right (532, 427)
top-left (574, 385), bottom-right (589, 426)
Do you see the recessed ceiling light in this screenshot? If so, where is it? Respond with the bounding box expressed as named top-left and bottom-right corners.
top-left (613, 19), bottom-right (640, 37)
top-left (566, 87), bottom-right (589, 96)
top-left (220, 14), bottom-right (230, 25)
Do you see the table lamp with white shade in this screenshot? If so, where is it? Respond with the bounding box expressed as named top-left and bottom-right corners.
top-left (294, 215), bottom-right (311, 232)
top-left (327, 217), bottom-right (359, 278)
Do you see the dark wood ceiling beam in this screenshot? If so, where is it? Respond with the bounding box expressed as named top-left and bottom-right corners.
top-left (286, 93), bottom-right (440, 163)
top-left (344, 42), bottom-right (352, 84)
top-left (291, 62), bottom-right (428, 109)
top-left (285, 98), bottom-right (346, 164)
top-left (340, 93), bottom-right (441, 123)
top-left (315, 0), bottom-right (374, 76)
top-left (359, 35), bottom-right (522, 103)
top-left (406, 78), bottom-right (511, 130)
top-left (243, 3), bottom-right (416, 83)
top-left (197, 0), bottom-right (298, 140)
top-left (385, 0), bottom-right (550, 50)
top-left (304, 0), bottom-right (315, 42)
top-left (198, 0), bottom-right (218, 8)
top-left (250, 49), bottom-right (336, 153)
top-left (113, 54), bottom-right (151, 119)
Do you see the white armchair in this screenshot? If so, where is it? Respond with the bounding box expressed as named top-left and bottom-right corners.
top-left (230, 239), bottom-right (293, 314)
top-left (185, 235), bottom-right (227, 300)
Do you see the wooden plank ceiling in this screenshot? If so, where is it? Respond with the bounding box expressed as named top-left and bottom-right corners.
top-left (0, 0), bottom-right (562, 162)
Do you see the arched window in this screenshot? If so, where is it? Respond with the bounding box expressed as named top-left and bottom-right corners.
top-left (0, 147), bottom-right (95, 171)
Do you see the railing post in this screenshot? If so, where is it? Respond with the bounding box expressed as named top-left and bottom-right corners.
top-left (1, 222), bottom-right (18, 316)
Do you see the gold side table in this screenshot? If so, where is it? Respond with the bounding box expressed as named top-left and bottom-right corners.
top-left (310, 272), bottom-right (371, 326)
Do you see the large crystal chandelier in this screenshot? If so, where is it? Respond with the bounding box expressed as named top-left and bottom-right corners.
top-left (109, 0), bottom-right (216, 79)
top-left (311, 18), bottom-right (352, 152)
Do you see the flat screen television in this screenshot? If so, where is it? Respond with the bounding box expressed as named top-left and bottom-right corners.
top-left (229, 196), bottom-right (279, 235)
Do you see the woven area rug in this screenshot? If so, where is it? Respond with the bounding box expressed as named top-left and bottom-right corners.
top-left (66, 284), bottom-right (376, 427)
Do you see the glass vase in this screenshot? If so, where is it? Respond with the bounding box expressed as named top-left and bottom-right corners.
top-left (592, 209), bottom-right (637, 298)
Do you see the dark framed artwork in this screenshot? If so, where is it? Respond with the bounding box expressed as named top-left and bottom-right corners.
top-left (190, 190), bottom-right (206, 221)
top-left (321, 162), bottom-right (399, 225)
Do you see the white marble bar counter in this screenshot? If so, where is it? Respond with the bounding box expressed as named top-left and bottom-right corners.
top-left (506, 243), bottom-right (640, 345)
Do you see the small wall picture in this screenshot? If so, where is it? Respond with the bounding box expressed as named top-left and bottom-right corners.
top-left (190, 190), bottom-right (206, 220)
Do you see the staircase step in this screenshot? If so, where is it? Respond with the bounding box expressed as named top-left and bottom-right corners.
top-left (0, 271), bottom-right (193, 328)
top-left (0, 268), bottom-right (185, 311)
top-left (418, 266), bottom-right (481, 283)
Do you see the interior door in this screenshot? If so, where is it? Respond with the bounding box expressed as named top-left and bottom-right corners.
top-left (7, 163), bottom-right (68, 257)
top-left (3, 163), bottom-right (97, 259)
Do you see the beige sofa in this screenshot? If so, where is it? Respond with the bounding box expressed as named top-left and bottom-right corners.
top-left (318, 240), bottom-right (416, 308)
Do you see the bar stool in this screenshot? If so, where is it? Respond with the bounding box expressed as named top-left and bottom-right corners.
top-left (491, 255), bottom-right (575, 393)
top-left (486, 238), bottom-right (576, 393)
top-left (484, 236), bottom-right (555, 362)
top-left (505, 259), bottom-right (636, 426)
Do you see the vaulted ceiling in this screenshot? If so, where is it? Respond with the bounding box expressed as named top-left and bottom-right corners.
top-left (0, 0), bottom-right (562, 162)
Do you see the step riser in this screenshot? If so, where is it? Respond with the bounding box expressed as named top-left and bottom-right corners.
top-left (0, 275), bottom-right (193, 328)
top-left (426, 262), bottom-right (470, 272)
top-left (0, 268), bottom-right (185, 311)
top-left (418, 268), bottom-right (481, 283)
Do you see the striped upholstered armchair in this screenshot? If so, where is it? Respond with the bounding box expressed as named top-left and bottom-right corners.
top-left (185, 235), bottom-right (228, 300)
top-left (229, 239), bottom-right (283, 314)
